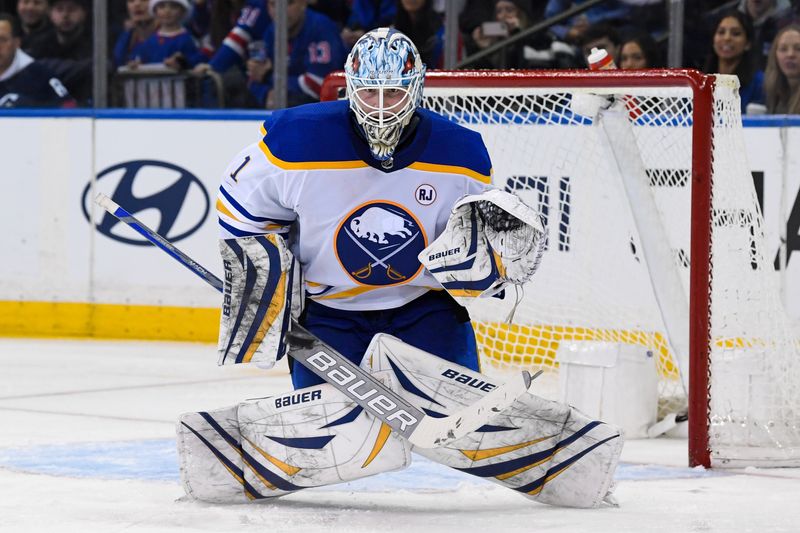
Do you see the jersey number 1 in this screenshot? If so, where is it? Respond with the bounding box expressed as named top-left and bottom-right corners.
top-left (230, 156), bottom-right (251, 182)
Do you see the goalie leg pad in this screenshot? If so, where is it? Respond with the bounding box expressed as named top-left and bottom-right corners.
top-left (419, 189), bottom-right (546, 303)
top-left (177, 383), bottom-right (412, 503)
top-left (178, 405), bottom-right (255, 503)
top-left (218, 234), bottom-right (302, 369)
top-left (238, 383), bottom-right (412, 494)
top-left (365, 334), bottom-right (622, 508)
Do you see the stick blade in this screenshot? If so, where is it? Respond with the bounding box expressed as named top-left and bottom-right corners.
top-left (408, 369), bottom-right (536, 448)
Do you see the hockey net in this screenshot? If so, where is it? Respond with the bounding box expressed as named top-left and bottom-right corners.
top-left (320, 70), bottom-right (800, 468)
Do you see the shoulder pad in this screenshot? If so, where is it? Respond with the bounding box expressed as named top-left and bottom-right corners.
top-left (259, 101), bottom-right (367, 170)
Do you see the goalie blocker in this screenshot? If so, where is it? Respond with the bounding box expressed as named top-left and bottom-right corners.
top-left (217, 234), bottom-right (302, 369)
top-left (179, 335), bottom-right (622, 508)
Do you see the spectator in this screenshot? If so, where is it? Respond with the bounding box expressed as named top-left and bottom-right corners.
top-left (112, 0), bottom-right (155, 67)
top-left (764, 23), bottom-right (800, 112)
top-left (467, 0), bottom-right (540, 69)
top-left (194, 0), bottom-right (269, 74)
top-left (190, 0), bottom-right (264, 60)
top-left (0, 13), bottom-right (74, 107)
top-left (739, 0), bottom-right (793, 66)
top-left (190, 0), bottom-right (239, 49)
top-left (544, 0), bottom-right (632, 44)
top-left (129, 0), bottom-right (206, 69)
top-left (341, 0), bottom-right (396, 50)
top-left (460, 0), bottom-right (497, 68)
top-left (308, 0), bottom-right (350, 27)
top-left (190, 0), bottom-right (269, 109)
top-left (704, 9), bottom-right (764, 113)
top-left (46, 0), bottom-right (90, 57)
top-left (683, 1), bottom-right (730, 69)
top-left (460, 0), bottom-right (575, 69)
top-left (17, 0), bottom-right (51, 58)
top-left (458, 0), bottom-right (494, 40)
top-left (393, 0), bottom-right (444, 68)
top-left (430, 0), bottom-right (468, 15)
top-left (621, 0), bottom-right (666, 39)
top-left (38, 0), bottom-right (92, 104)
top-left (777, 1), bottom-right (800, 24)
top-left (619, 31), bottom-right (662, 69)
top-left (578, 22), bottom-right (620, 65)
top-left (246, 0), bottom-right (345, 108)
top-left (109, 0), bottom-right (131, 38)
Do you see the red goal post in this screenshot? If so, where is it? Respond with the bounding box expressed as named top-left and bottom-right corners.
top-left (320, 69), bottom-right (800, 469)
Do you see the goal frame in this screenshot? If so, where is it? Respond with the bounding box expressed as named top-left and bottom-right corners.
top-left (320, 69), bottom-right (716, 468)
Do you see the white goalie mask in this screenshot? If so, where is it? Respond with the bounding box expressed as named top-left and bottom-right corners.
top-left (344, 28), bottom-right (426, 162)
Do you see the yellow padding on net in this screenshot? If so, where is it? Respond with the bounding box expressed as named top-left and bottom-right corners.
top-left (472, 321), bottom-right (680, 380)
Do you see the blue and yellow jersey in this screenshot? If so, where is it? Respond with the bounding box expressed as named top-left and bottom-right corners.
top-left (217, 100), bottom-right (493, 311)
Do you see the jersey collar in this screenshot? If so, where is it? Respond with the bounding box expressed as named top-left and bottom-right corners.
top-left (347, 111), bottom-right (432, 173)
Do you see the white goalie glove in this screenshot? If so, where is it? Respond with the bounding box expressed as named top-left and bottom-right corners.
top-left (218, 234), bottom-right (302, 369)
top-left (419, 189), bottom-right (545, 302)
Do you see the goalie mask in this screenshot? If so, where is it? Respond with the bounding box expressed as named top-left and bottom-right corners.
top-left (344, 28), bottom-right (426, 162)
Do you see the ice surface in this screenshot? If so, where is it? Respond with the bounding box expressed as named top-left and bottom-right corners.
top-left (1, 338), bottom-right (798, 533)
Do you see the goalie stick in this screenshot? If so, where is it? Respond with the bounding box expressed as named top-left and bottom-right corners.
top-left (94, 193), bottom-right (535, 448)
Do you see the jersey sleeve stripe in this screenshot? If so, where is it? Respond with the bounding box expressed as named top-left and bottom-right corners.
top-left (257, 139), bottom-right (369, 171)
top-left (408, 161), bottom-right (492, 184)
top-left (231, 26), bottom-right (251, 43)
top-left (221, 36), bottom-right (246, 58)
top-left (218, 186), bottom-right (294, 225)
top-left (217, 199), bottom-right (287, 232)
top-left (218, 218), bottom-right (266, 237)
top-left (216, 197), bottom-right (240, 222)
top-left (298, 73), bottom-right (323, 99)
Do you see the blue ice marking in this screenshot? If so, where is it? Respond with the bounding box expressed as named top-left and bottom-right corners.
top-left (0, 440), bottom-right (727, 486)
top-left (0, 439), bottom-right (179, 481)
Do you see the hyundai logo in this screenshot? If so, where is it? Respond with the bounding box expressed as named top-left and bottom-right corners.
top-left (82, 160), bottom-right (210, 245)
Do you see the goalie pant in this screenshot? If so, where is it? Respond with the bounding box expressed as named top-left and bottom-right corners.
top-left (178, 335), bottom-right (622, 508)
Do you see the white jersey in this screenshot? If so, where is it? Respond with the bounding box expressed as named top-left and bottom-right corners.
top-left (217, 100), bottom-right (493, 311)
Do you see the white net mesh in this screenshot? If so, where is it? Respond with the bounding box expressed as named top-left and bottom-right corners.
top-left (417, 73), bottom-right (800, 467)
top-left (706, 78), bottom-right (800, 467)
top-left (424, 84), bottom-right (691, 417)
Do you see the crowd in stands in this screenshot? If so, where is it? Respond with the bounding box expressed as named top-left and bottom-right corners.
top-left (0, 0), bottom-right (91, 106)
top-left (0, 0), bottom-right (799, 113)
